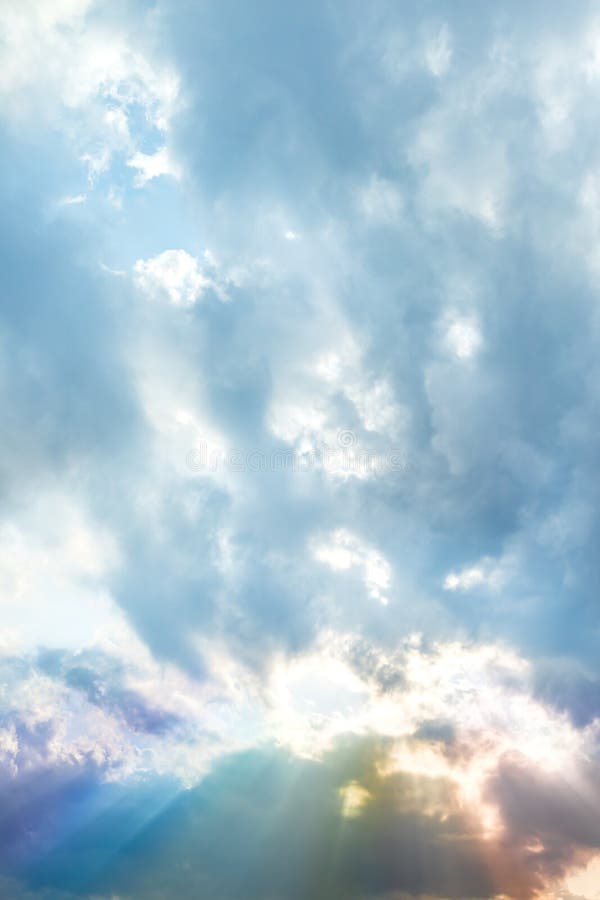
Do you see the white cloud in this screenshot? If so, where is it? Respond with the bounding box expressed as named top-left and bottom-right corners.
top-left (313, 529), bottom-right (392, 604)
top-left (442, 312), bottom-right (483, 360)
top-left (443, 566), bottom-right (487, 591)
top-left (267, 329), bottom-right (409, 481)
top-left (443, 556), bottom-right (508, 592)
top-left (0, 0), bottom-right (181, 186)
top-left (127, 146), bottom-right (182, 187)
top-left (346, 377), bottom-right (408, 439)
top-left (277, 334), bottom-right (406, 443)
top-left (57, 193), bottom-right (87, 206)
top-left (263, 630), bottom-right (588, 839)
top-left (410, 94), bottom-right (507, 232)
top-left (268, 402), bottom-right (328, 447)
top-left (0, 492), bottom-right (121, 651)
top-left (134, 249), bottom-right (211, 307)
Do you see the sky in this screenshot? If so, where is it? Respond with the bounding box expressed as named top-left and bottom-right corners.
top-left (1, 1), bottom-right (600, 898)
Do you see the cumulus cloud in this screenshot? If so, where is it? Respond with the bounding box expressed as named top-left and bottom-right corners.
top-left (133, 249), bottom-right (212, 306)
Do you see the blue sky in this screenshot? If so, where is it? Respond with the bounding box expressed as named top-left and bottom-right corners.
top-left (1, 1), bottom-right (600, 898)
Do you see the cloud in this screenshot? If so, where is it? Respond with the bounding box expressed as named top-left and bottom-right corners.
top-left (1, 740), bottom-right (500, 899)
top-left (424, 24), bottom-right (453, 77)
top-left (133, 249), bottom-right (212, 306)
top-left (359, 175), bottom-right (403, 225)
top-left (12, 733), bottom-right (598, 900)
top-left (56, 194), bottom-right (87, 207)
top-left (0, 0), bottom-right (180, 189)
top-left (2, 1), bottom-right (600, 897)
top-left (487, 756), bottom-right (600, 892)
top-left (313, 529), bottom-right (392, 605)
top-left (442, 313), bottom-right (483, 361)
top-left (127, 146), bottom-right (182, 187)
top-left (443, 554), bottom-right (511, 593)
top-left (0, 622), bottom-right (597, 897)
